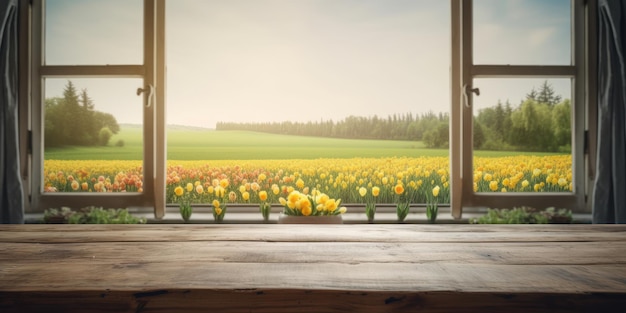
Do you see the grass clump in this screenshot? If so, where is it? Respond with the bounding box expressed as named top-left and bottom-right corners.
top-left (470, 207), bottom-right (572, 224)
top-left (43, 206), bottom-right (146, 224)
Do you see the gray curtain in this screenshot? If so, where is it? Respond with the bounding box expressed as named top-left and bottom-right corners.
top-left (0, 0), bottom-right (24, 224)
top-left (593, 0), bottom-right (626, 223)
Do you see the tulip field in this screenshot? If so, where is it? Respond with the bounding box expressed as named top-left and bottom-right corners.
top-left (43, 128), bottom-right (573, 205)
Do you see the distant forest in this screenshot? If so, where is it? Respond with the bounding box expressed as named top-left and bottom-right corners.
top-left (217, 81), bottom-right (571, 153)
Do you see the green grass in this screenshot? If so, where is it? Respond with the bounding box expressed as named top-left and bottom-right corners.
top-left (44, 126), bottom-right (564, 160)
top-left (45, 126), bottom-right (144, 160)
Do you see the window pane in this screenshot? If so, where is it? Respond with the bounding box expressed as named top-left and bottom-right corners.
top-left (44, 0), bottom-right (143, 65)
top-left (472, 78), bottom-right (573, 193)
top-left (43, 78), bottom-right (144, 193)
top-left (166, 0), bottom-right (451, 209)
top-left (473, 0), bottom-right (571, 65)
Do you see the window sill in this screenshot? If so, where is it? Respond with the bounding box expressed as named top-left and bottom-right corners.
top-left (25, 211), bottom-right (593, 224)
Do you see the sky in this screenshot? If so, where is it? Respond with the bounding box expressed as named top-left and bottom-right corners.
top-left (45, 0), bottom-right (571, 129)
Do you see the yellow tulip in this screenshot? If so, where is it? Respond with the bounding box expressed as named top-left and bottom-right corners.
top-left (195, 184), bottom-right (204, 194)
top-left (489, 181), bottom-right (498, 192)
top-left (220, 179), bottom-right (229, 189)
top-left (394, 184), bottom-right (404, 195)
top-left (432, 185), bottom-right (440, 197)
top-left (372, 186), bottom-right (380, 197)
top-left (296, 178), bottom-right (305, 189)
top-left (359, 187), bottom-right (367, 197)
top-left (258, 173), bottom-right (267, 181)
top-left (174, 186), bottom-right (184, 197)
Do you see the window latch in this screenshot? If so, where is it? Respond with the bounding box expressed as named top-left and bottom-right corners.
top-left (462, 84), bottom-right (480, 108)
top-left (136, 84), bottom-right (155, 108)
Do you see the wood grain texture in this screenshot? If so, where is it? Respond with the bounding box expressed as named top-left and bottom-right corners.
top-left (1, 224), bottom-right (626, 312)
top-left (1, 224), bottom-right (625, 243)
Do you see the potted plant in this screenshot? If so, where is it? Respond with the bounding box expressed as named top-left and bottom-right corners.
top-left (277, 190), bottom-right (346, 224)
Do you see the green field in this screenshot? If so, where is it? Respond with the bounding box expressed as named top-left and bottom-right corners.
top-left (44, 125), bottom-right (562, 160)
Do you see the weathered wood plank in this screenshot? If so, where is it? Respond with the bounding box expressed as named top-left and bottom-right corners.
top-left (1, 224), bottom-right (625, 243)
top-left (1, 241), bottom-right (625, 266)
top-left (2, 289), bottom-right (626, 313)
top-left (3, 224), bottom-right (625, 233)
top-left (1, 225), bottom-right (626, 312)
top-left (2, 261), bottom-right (626, 293)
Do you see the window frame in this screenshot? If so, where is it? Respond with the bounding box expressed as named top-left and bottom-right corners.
top-left (451, 0), bottom-right (593, 218)
top-left (20, 0), bottom-right (594, 221)
top-left (23, 0), bottom-right (166, 218)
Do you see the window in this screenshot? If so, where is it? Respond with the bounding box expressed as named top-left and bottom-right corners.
top-left (165, 0), bottom-right (451, 219)
top-left (22, 0), bottom-right (593, 220)
top-left (451, 0), bottom-right (589, 217)
top-left (25, 0), bottom-right (166, 216)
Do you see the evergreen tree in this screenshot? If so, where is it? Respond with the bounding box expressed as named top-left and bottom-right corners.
top-left (44, 80), bottom-right (120, 148)
top-left (473, 118), bottom-right (485, 149)
top-left (536, 80), bottom-right (562, 106)
top-left (526, 87), bottom-right (538, 101)
top-left (60, 81), bottom-right (81, 145)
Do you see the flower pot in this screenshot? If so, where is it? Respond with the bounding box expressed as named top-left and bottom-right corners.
top-left (277, 213), bottom-right (343, 224)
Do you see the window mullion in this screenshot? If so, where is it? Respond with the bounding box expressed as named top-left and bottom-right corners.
top-left (472, 65), bottom-right (577, 78)
top-left (40, 65), bottom-right (145, 77)
top-left (573, 0), bottom-right (588, 210)
top-left (450, 0), bottom-right (462, 219)
top-left (154, 0), bottom-right (166, 219)
top-left (460, 0), bottom-right (474, 210)
top-left (142, 0), bottom-right (157, 213)
top-left (472, 193), bottom-right (579, 210)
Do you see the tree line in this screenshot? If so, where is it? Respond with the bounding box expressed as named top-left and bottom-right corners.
top-left (474, 81), bottom-right (571, 152)
top-left (217, 112), bottom-right (449, 142)
top-left (216, 81), bottom-right (571, 153)
top-left (45, 81), bottom-right (121, 148)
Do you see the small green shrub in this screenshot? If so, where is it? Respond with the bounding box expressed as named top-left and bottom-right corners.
top-left (115, 139), bottom-right (125, 147)
top-left (44, 206), bottom-right (146, 224)
top-left (470, 207), bottom-right (572, 224)
top-left (99, 127), bottom-right (113, 146)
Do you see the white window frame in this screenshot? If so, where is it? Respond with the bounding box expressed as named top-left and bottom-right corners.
top-left (22, 0), bottom-right (166, 218)
top-left (450, 0), bottom-right (593, 218)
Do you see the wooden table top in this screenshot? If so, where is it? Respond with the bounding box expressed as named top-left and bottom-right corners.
top-left (1, 224), bottom-right (625, 312)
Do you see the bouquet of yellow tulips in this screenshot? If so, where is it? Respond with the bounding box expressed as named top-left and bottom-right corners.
top-left (279, 190), bottom-right (346, 216)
